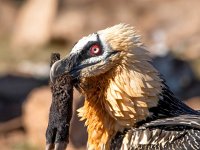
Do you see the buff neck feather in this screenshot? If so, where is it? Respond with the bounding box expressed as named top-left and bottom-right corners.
top-left (104, 48), bottom-right (163, 127)
top-left (77, 46), bottom-right (163, 150)
top-left (77, 73), bottom-right (118, 150)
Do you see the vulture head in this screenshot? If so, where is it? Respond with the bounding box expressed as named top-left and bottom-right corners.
top-left (50, 24), bottom-right (163, 149)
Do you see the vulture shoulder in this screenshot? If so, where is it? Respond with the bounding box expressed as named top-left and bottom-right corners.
top-left (111, 115), bottom-right (200, 150)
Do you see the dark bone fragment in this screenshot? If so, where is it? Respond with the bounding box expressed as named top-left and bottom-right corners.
top-left (46, 53), bottom-right (73, 150)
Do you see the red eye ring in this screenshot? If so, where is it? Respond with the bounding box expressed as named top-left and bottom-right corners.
top-left (89, 44), bottom-right (102, 56)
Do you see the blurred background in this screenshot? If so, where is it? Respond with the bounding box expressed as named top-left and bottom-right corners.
top-left (0, 0), bottom-right (200, 149)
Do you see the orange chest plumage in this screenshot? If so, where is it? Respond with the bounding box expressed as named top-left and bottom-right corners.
top-left (77, 58), bottom-right (162, 149)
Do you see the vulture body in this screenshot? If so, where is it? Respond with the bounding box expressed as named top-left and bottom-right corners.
top-left (50, 24), bottom-right (200, 150)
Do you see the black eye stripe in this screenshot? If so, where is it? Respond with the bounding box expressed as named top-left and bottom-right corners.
top-left (75, 33), bottom-right (103, 64)
top-left (77, 41), bottom-right (96, 62)
top-left (80, 33), bottom-right (102, 55)
top-left (84, 33), bottom-right (102, 51)
top-left (83, 41), bottom-right (99, 52)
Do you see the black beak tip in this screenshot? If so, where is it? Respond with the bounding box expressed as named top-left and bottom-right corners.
top-left (50, 60), bottom-right (66, 83)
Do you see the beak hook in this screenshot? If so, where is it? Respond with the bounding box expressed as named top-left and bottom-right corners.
top-left (50, 60), bottom-right (63, 83)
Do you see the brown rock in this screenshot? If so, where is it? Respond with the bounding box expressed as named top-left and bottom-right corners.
top-left (0, 1), bottom-right (18, 37)
top-left (185, 97), bottom-right (200, 110)
top-left (11, 0), bottom-right (58, 48)
top-left (0, 130), bottom-right (26, 150)
top-left (52, 10), bottom-right (86, 42)
top-left (23, 86), bottom-right (51, 148)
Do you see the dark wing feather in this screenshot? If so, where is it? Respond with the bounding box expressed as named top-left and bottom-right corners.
top-left (143, 115), bottom-right (200, 129)
top-left (110, 80), bottom-right (200, 150)
top-left (111, 115), bottom-right (200, 150)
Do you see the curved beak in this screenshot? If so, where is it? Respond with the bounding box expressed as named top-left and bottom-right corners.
top-left (50, 54), bottom-right (77, 83)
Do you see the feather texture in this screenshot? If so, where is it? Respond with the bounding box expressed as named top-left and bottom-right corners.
top-left (75, 24), bottom-right (200, 150)
top-left (111, 115), bottom-right (200, 150)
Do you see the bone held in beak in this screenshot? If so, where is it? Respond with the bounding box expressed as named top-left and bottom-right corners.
top-left (46, 53), bottom-right (74, 150)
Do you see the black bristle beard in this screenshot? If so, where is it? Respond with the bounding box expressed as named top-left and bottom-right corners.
top-left (137, 80), bottom-right (200, 127)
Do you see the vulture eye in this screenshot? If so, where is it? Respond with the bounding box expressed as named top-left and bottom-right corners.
top-left (89, 44), bottom-right (102, 56)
